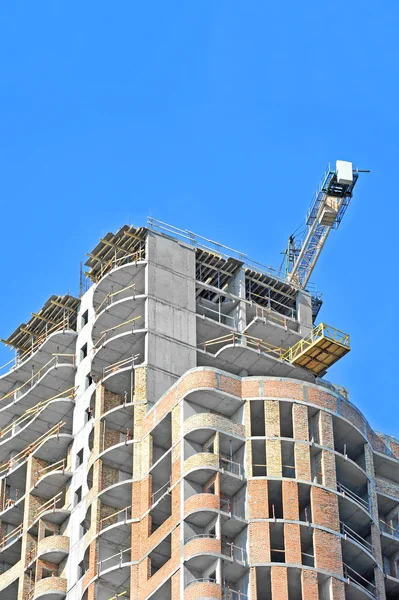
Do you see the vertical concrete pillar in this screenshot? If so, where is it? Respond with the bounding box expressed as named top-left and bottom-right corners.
top-left (296, 291), bottom-right (313, 336)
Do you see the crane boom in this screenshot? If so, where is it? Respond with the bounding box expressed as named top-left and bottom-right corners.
top-left (286, 160), bottom-right (359, 288)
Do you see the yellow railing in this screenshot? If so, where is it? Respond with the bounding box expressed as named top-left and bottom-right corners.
top-left (0, 317), bottom-right (73, 373)
top-left (0, 354), bottom-right (75, 404)
top-left (108, 592), bottom-right (128, 600)
top-left (103, 354), bottom-right (140, 379)
top-left (201, 322), bottom-right (350, 373)
top-left (281, 322), bottom-right (350, 362)
top-left (37, 458), bottom-right (67, 477)
top-left (31, 491), bottom-right (63, 524)
top-left (93, 249), bottom-right (145, 283)
top-left (201, 332), bottom-right (285, 359)
top-left (93, 315), bottom-right (142, 351)
top-left (0, 523), bottom-right (23, 549)
top-left (100, 506), bottom-right (131, 530)
top-left (0, 422), bottom-right (65, 477)
top-left (95, 283), bottom-right (137, 316)
top-left (0, 387), bottom-right (75, 440)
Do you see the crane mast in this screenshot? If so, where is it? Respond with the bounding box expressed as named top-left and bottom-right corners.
top-left (286, 160), bottom-right (359, 288)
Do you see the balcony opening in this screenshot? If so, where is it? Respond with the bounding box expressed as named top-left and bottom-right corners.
top-left (149, 534), bottom-right (171, 576)
top-left (311, 449), bottom-right (323, 484)
top-left (75, 487), bottom-right (82, 506)
top-left (288, 569), bottom-right (302, 600)
top-left (298, 484), bottom-right (312, 522)
top-left (270, 522), bottom-right (285, 563)
top-left (255, 567), bottom-right (272, 599)
top-left (78, 561), bottom-right (85, 580)
top-left (252, 440), bottom-right (267, 476)
top-left (44, 528), bottom-right (55, 538)
top-left (281, 440), bottom-right (295, 478)
top-left (333, 416), bottom-right (366, 469)
top-left (151, 414), bottom-right (172, 467)
top-left (250, 400), bottom-right (265, 436)
top-left (80, 343), bottom-right (88, 362)
top-left (85, 373), bottom-right (93, 390)
top-left (42, 567), bottom-right (53, 579)
top-left (268, 480), bottom-right (283, 519)
top-left (300, 526), bottom-right (314, 567)
top-left (318, 573), bottom-right (332, 600)
top-left (280, 402), bottom-right (293, 438)
top-left (81, 310), bottom-right (89, 328)
top-left (76, 448), bottom-right (84, 468)
top-left (309, 408), bottom-right (320, 444)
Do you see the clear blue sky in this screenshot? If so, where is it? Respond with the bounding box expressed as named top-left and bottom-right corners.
top-left (1, 2), bottom-right (397, 436)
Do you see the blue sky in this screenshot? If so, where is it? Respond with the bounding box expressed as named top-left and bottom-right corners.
top-left (0, 2), bottom-right (398, 435)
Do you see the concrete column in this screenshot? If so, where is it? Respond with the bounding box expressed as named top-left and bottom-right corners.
top-left (296, 290), bottom-right (313, 336)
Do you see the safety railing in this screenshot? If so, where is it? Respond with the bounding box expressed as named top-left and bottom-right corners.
top-left (97, 547), bottom-right (131, 573)
top-left (337, 482), bottom-right (369, 512)
top-left (0, 422), bottom-right (65, 477)
top-left (0, 354), bottom-right (75, 404)
top-left (38, 458), bottom-right (68, 478)
top-left (379, 518), bottom-right (399, 539)
top-left (95, 283), bottom-right (137, 315)
top-left (344, 563), bottom-right (377, 598)
top-left (32, 491), bottom-right (64, 524)
top-left (197, 302), bottom-right (237, 329)
top-left (253, 303), bottom-right (293, 328)
top-left (0, 387), bottom-right (75, 440)
top-left (0, 523), bottom-right (23, 549)
top-left (200, 332), bottom-right (285, 359)
top-left (220, 455), bottom-right (244, 478)
top-left (1, 488), bottom-right (20, 512)
top-left (301, 551), bottom-right (315, 567)
top-left (102, 353), bottom-right (140, 379)
top-left (221, 541), bottom-right (247, 563)
top-left (150, 480), bottom-right (171, 506)
top-left (93, 249), bottom-right (145, 283)
top-left (93, 315), bottom-right (142, 351)
top-left (100, 506), bottom-right (132, 530)
top-left (341, 522), bottom-right (372, 554)
top-left (108, 592), bottom-right (128, 600)
top-left (223, 588), bottom-right (248, 600)
top-left (282, 322), bottom-right (350, 363)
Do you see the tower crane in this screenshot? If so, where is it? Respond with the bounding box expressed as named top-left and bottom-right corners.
top-left (285, 160), bottom-right (366, 289)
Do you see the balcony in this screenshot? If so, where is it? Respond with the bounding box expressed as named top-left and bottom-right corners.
top-left (0, 354), bottom-right (76, 427)
top-left (344, 563), bottom-right (377, 599)
top-left (36, 535), bottom-right (69, 563)
top-left (0, 392), bottom-right (74, 464)
top-left (91, 323), bottom-right (146, 381)
top-left (29, 575), bottom-right (67, 600)
top-left (337, 481), bottom-right (371, 528)
top-left (184, 578), bottom-right (221, 600)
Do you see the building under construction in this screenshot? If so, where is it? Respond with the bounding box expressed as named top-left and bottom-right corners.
top-left (0, 161), bottom-right (398, 600)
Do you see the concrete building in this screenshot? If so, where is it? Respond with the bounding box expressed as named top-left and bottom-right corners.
top-left (0, 219), bottom-right (398, 600)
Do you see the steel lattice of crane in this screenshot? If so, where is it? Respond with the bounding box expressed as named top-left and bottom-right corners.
top-left (286, 160), bottom-right (360, 288)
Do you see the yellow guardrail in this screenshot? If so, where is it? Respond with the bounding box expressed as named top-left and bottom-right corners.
top-left (281, 322), bottom-right (350, 362)
top-left (201, 322), bottom-right (350, 375)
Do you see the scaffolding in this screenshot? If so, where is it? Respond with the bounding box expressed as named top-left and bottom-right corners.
top-left (85, 225), bottom-right (147, 282)
top-left (0, 294), bottom-right (79, 363)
